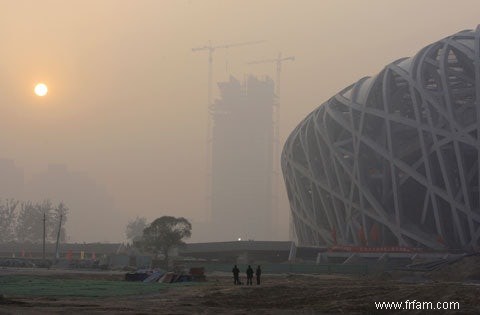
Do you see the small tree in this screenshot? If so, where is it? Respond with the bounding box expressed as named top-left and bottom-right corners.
top-left (136, 216), bottom-right (191, 267)
top-left (16, 201), bottom-right (51, 243)
top-left (125, 216), bottom-right (148, 244)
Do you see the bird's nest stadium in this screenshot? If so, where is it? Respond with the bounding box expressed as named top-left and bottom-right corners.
top-left (282, 26), bottom-right (480, 251)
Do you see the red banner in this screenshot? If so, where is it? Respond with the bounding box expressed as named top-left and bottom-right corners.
top-left (329, 245), bottom-right (422, 253)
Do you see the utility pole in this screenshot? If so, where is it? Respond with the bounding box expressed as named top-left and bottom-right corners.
top-left (192, 40), bottom-right (267, 221)
top-left (42, 212), bottom-right (46, 263)
top-left (55, 214), bottom-right (63, 262)
top-left (248, 53), bottom-right (295, 239)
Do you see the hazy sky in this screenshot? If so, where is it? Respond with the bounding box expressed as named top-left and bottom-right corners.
top-left (1, 0), bottom-right (480, 242)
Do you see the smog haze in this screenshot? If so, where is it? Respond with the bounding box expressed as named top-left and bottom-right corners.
top-left (1, 0), bottom-right (479, 242)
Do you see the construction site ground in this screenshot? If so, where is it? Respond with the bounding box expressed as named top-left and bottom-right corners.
top-left (1, 261), bottom-right (480, 314)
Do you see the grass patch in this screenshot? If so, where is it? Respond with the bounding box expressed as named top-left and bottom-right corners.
top-left (0, 275), bottom-right (198, 298)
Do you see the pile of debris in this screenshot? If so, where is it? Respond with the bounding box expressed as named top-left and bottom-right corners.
top-left (125, 269), bottom-right (155, 281)
top-left (125, 267), bottom-right (206, 283)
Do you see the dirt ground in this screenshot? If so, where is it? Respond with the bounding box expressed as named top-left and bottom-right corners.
top-left (1, 268), bottom-right (480, 314)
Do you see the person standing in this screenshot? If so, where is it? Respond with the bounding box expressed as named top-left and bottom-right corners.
top-left (232, 265), bottom-right (240, 285)
top-left (256, 265), bottom-right (262, 285)
top-left (246, 265), bottom-right (254, 285)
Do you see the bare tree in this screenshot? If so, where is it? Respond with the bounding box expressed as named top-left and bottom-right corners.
top-left (16, 200), bottom-right (55, 243)
top-left (0, 199), bottom-right (19, 243)
top-left (16, 201), bottom-right (44, 243)
top-left (49, 202), bottom-right (68, 242)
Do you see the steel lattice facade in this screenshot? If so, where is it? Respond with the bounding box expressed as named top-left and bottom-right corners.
top-left (282, 26), bottom-right (480, 250)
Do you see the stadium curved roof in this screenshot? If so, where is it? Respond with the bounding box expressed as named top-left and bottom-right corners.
top-left (282, 26), bottom-right (480, 251)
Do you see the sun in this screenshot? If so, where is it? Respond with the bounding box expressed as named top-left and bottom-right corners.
top-left (34, 83), bottom-right (48, 97)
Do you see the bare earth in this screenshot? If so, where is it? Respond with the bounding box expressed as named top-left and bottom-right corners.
top-left (1, 269), bottom-right (480, 314)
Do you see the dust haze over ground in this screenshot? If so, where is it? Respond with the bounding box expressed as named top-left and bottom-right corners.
top-left (1, 1), bottom-right (480, 242)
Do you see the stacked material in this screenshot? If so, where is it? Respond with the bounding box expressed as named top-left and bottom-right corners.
top-left (143, 271), bottom-right (165, 283)
top-left (158, 272), bottom-right (192, 283)
top-left (124, 267), bottom-right (206, 283)
top-left (189, 267), bottom-right (206, 282)
top-left (125, 269), bottom-right (162, 282)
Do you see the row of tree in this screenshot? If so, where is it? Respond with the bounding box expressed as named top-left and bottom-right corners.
top-left (0, 199), bottom-right (68, 243)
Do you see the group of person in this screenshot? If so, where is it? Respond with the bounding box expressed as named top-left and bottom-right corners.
top-left (232, 264), bottom-right (261, 285)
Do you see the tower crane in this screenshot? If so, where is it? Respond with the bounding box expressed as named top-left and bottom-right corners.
top-left (248, 53), bottom-right (295, 238)
top-left (248, 52), bottom-right (294, 99)
top-left (192, 40), bottom-right (267, 220)
top-left (192, 40), bottom-right (267, 109)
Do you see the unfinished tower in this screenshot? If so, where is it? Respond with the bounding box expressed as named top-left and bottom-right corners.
top-left (211, 75), bottom-right (274, 241)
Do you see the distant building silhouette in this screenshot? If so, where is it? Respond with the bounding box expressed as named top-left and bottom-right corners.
top-left (25, 164), bottom-right (118, 242)
top-left (211, 75), bottom-right (274, 241)
top-left (0, 158), bottom-right (24, 199)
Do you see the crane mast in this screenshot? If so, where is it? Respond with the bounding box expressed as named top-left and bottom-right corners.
top-left (248, 53), bottom-right (295, 239)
